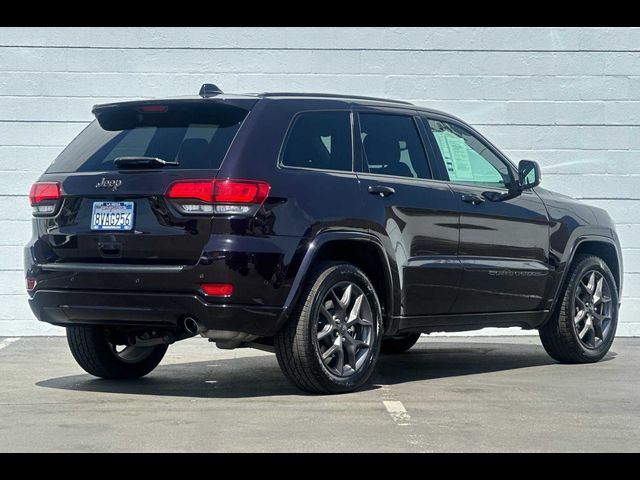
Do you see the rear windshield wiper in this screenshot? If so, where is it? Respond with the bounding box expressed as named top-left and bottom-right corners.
top-left (114, 157), bottom-right (179, 169)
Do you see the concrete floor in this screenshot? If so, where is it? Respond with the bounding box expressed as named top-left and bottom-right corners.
top-left (0, 335), bottom-right (638, 452)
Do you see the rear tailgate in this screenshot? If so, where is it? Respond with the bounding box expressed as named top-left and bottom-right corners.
top-left (32, 98), bottom-right (255, 266)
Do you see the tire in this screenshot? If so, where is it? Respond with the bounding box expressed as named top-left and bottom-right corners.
top-left (274, 262), bottom-right (383, 394)
top-left (539, 254), bottom-right (619, 363)
top-left (66, 325), bottom-right (168, 379)
top-left (381, 333), bottom-right (421, 354)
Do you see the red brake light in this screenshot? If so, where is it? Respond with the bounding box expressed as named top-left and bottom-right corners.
top-left (201, 283), bottom-right (233, 297)
top-left (165, 179), bottom-right (270, 215)
top-left (212, 180), bottom-right (270, 204)
top-left (166, 180), bottom-right (215, 202)
top-left (29, 182), bottom-right (61, 215)
top-left (29, 182), bottom-right (60, 205)
top-left (139, 105), bottom-right (168, 113)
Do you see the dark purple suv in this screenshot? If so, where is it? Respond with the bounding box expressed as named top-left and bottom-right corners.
top-left (25, 85), bottom-right (623, 393)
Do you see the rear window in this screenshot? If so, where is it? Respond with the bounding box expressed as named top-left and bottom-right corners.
top-left (47, 103), bottom-right (248, 173)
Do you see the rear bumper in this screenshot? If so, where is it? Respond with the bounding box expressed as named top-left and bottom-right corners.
top-left (28, 289), bottom-right (284, 336)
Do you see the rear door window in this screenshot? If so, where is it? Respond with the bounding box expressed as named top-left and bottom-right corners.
top-left (47, 103), bottom-right (248, 173)
top-left (358, 113), bottom-right (431, 179)
top-left (280, 111), bottom-right (353, 172)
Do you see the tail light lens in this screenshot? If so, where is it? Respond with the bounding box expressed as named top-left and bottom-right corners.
top-left (165, 179), bottom-right (270, 215)
top-left (166, 181), bottom-right (215, 204)
top-left (29, 182), bottom-right (61, 215)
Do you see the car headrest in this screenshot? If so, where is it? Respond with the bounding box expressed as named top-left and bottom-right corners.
top-left (363, 134), bottom-right (400, 167)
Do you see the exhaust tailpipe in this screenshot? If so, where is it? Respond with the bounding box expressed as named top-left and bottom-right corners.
top-left (183, 316), bottom-right (200, 335)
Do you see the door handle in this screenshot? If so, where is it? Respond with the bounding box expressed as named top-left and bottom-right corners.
top-left (461, 193), bottom-right (485, 205)
top-left (368, 185), bottom-right (395, 197)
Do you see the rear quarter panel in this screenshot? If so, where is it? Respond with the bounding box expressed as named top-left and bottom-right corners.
top-left (212, 99), bottom-right (369, 307)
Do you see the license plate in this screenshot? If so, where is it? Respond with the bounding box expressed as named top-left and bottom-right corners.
top-left (91, 201), bottom-right (134, 231)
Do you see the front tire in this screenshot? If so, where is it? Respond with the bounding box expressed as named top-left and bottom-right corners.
top-left (274, 262), bottom-right (383, 394)
top-left (539, 254), bottom-right (618, 363)
top-left (66, 326), bottom-right (167, 379)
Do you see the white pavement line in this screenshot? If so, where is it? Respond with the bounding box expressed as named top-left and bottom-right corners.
top-left (383, 400), bottom-right (411, 426)
top-left (0, 338), bottom-right (20, 351)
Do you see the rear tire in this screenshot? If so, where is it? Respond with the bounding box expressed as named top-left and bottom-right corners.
top-left (539, 254), bottom-right (618, 363)
top-left (274, 262), bottom-right (382, 394)
top-left (381, 333), bottom-right (421, 354)
top-left (66, 325), bottom-right (167, 379)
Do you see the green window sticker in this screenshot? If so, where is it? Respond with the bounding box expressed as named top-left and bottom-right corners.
top-left (429, 119), bottom-right (510, 188)
top-left (433, 131), bottom-right (473, 182)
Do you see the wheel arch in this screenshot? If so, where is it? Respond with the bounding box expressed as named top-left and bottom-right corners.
top-left (542, 234), bottom-right (622, 327)
top-left (277, 231), bottom-right (398, 335)
top-left (572, 239), bottom-right (621, 293)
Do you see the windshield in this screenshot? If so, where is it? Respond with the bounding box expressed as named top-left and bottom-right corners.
top-left (47, 103), bottom-right (249, 173)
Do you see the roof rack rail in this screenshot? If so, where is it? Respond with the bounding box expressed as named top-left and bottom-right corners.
top-left (259, 92), bottom-right (413, 106)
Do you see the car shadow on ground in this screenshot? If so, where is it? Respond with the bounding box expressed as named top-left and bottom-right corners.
top-left (36, 341), bottom-right (617, 399)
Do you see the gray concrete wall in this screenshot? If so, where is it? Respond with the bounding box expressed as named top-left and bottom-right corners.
top-left (1, 27), bottom-right (638, 335)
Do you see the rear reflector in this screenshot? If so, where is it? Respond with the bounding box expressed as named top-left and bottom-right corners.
top-left (29, 182), bottom-right (60, 215)
top-left (26, 277), bottom-right (37, 291)
top-left (201, 283), bottom-right (233, 297)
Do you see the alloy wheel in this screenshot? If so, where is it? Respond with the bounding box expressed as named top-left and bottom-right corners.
top-left (315, 281), bottom-right (375, 377)
top-left (574, 270), bottom-right (614, 349)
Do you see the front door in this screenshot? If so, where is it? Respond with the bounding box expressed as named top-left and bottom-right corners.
top-left (354, 109), bottom-right (460, 316)
top-left (424, 116), bottom-right (551, 313)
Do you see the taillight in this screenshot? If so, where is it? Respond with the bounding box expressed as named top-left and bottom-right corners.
top-left (29, 182), bottom-right (61, 215)
top-left (165, 179), bottom-right (270, 215)
top-left (213, 180), bottom-right (270, 204)
top-left (166, 181), bottom-right (214, 204)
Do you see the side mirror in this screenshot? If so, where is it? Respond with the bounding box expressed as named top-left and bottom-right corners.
top-left (518, 159), bottom-right (541, 190)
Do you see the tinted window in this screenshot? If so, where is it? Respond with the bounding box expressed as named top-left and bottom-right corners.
top-left (47, 103), bottom-right (248, 173)
top-left (281, 111), bottom-right (352, 172)
top-left (359, 113), bottom-right (430, 179)
top-left (427, 119), bottom-right (511, 188)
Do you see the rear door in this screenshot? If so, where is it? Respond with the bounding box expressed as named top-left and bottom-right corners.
top-left (422, 115), bottom-right (551, 313)
top-left (36, 99), bottom-right (254, 265)
top-left (354, 108), bottom-right (460, 316)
